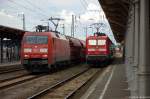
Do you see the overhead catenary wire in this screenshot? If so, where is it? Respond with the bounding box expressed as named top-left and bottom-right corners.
top-left (7, 0), bottom-right (48, 19)
top-left (24, 0), bottom-right (45, 12)
top-left (23, 0), bottom-right (49, 18)
top-left (79, 0), bottom-right (99, 21)
top-left (82, 0), bottom-right (88, 7)
top-left (1, 4), bottom-right (42, 28)
top-left (79, 0), bottom-right (88, 12)
top-left (79, 0), bottom-right (105, 37)
top-left (23, 0), bottom-right (60, 20)
top-left (4, 3), bottom-right (43, 20)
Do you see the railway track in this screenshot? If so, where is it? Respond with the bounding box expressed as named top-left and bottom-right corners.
top-left (0, 67), bottom-right (24, 74)
top-left (0, 73), bottom-right (28, 83)
top-left (0, 64), bottom-right (92, 99)
top-left (27, 68), bottom-right (99, 99)
top-left (0, 74), bottom-right (44, 90)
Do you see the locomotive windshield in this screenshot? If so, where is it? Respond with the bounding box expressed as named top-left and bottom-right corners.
top-left (88, 40), bottom-right (96, 45)
top-left (98, 40), bottom-right (106, 45)
top-left (88, 39), bottom-right (106, 46)
top-left (25, 36), bottom-right (48, 44)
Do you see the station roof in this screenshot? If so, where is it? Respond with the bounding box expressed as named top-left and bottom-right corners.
top-left (99, 0), bottom-right (130, 42)
top-left (0, 25), bottom-right (25, 40)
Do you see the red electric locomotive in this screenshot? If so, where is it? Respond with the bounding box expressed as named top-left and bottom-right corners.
top-left (86, 32), bottom-right (114, 66)
top-left (21, 32), bottom-right (70, 72)
top-left (21, 32), bottom-right (86, 72)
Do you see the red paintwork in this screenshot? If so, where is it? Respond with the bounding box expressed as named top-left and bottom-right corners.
top-left (53, 35), bottom-right (70, 62)
top-left (21, 31), bottom-right (87, 72)
top-left (66, 36), bottom-right (82, 62)
top-left (86, 34), bottom-right (112, 58)
top-left (79, 40), bottom-right (86, 62)
top-left (21, 32), bottom-right (70, 65)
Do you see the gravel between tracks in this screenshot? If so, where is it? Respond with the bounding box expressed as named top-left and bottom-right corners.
top-left (0, 65), bottom-right (23, 74)
top-left (38, 68), bottom-right (99, 99)
top-left (0, 64), bottom-right (89, 99)
top-left (0, 70), bottom-right (29, 82)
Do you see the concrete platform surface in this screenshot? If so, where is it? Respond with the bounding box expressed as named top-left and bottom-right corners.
top-left (80, 63), bottom-right (130, 99)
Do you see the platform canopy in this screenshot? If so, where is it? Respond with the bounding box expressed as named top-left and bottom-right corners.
top-left (0, 25), bottom-right (25, 40)
top-left (99, 0), bottom-right (130, 42)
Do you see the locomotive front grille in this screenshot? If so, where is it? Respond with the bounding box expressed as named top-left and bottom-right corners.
top-left (23, 58), bottom-right (48, 65)
top-left (86, 55), bottom-right (108, 61)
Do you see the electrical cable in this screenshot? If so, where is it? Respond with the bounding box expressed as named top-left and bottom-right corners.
top-left (7, 0), bottom-right (48, 19)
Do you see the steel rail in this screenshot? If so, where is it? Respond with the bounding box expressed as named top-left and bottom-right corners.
top-left (0, 68), bottom-right (24, 74)
top-left (0, 74), bottom-right (44, 90)
top-left (0, 73), bottom-right (28, 83)
top-left (27, 68), bottom-right (90, 99)
top-left (64, 69), bottom-right (100, 99)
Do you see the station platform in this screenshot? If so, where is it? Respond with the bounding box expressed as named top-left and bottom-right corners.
top-left (80, 59), bottom-right (130, 99)
top-left (0, 61), bottom-right (21, 67)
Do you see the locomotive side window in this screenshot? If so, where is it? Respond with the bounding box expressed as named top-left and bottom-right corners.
top-left (98, 40), bottom-right (106, 45)
top-left (88, 40), bottom-right (96, 45)
top-left (25, 36), bottom-right (48, 44)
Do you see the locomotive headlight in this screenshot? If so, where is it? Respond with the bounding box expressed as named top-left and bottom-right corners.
top-left (42, 54), bottom-right (48, 58)
top-left (88, 48), bottom-right (95, 51)
top-left (99, 48), bottom-right (106, 51)
top-left (24, 54), bottom-right (29, 58)
top-left (24, 48), bottom-right (32, 52)
top-left (40, 48), bottom-right (48, 53)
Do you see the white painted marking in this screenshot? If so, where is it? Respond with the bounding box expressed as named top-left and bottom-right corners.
top-left (80, 66), bottom-right (111, 99)
top-left (99, 66), bottom-right (116, 99)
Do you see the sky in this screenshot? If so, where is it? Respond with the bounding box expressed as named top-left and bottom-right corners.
top-left (0, 0), bottom-right (117, 44)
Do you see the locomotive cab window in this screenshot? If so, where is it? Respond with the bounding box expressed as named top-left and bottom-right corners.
top-left (98, 40), bottom-right (106, 45)
top-left (25, 36), bottom-right (48, 44)
top-left (88, 40), bottom-right (96, 45)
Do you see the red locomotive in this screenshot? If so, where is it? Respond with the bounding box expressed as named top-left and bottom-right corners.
top-left (21, 32), bottom-right (85, 72)
top-left (86, 32), bottom-right (114, 66)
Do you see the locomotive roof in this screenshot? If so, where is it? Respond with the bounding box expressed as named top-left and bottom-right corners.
top-left (87, 35), bottom-right (108, 39)
top-left (93, 32), bottom-right (106, 36)
top-left (66, 36), bottom-right (82, 47)
top-left (70, 37), bottom-right (81, 47)
top-left (24, 32), bottom-right (51, 35)
top-left (52, 33), bottom-right (68, 40)
top-left (24, 32), bottom-right (68, 41)
top-left (79, 40), bottom-right (86, 47)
